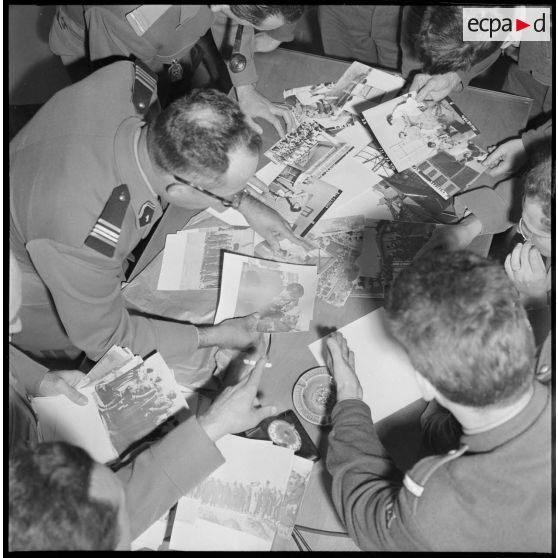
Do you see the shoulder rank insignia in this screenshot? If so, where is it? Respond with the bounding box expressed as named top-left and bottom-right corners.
top-left (85, 185), bottom-right (130, 258)
top-left (132, 61), bottom-right (157, 116)
top-left (138, 201), bottom-right (155, 228)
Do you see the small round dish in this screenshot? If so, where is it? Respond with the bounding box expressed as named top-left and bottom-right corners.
top-left (292, 366), bottom-right (336, 426)
top-left (267, 419), bottom-right (302, 451)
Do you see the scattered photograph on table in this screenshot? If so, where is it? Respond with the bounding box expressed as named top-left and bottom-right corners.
top-left (351, 221), bottom-right (436, 298)
top-left (264, 121), bottom-right (353, 181)
top-left (254, 238), bottom-right (320, 265)
top-left (93, 353), bottom-right (186, 454)
top-left (363, 92), bottom-right (480, 172)
top-left (283, 82), bottom-right (359, 136)
top-left (253, 163), bottom-right (341, 236)
top-left (158, 227), bottom-right (255, 290)
top-left (308, 228), bottom-right (365, 307)
top-left (214, 253), bottom-right (318, 333)
top-left (373, 150), bottom-right (482, 222)
top-left (318, 62), bottom-right (405, 116)
top-left (273, 456), bottom-right (313, 543)
top-left (353, 135), bottom-right (397, 178)
top-left (170, 435), bottom-right (294, 551)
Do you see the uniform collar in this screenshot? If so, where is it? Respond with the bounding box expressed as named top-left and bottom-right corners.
top-left (114, 116), bottom-right (161, 218)
top-left (460, 381), bottom-right (549, 453)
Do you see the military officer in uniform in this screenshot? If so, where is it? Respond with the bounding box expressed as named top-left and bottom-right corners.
top-left (49, 4), bottom-right (304, 136)
top-left (10, 60), bottom-right (308, 371)
top-left (324, 251), bottom-right (551, 552)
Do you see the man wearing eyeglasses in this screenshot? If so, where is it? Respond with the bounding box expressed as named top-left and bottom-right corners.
top-left (10, 59), bottom-right (308, 376)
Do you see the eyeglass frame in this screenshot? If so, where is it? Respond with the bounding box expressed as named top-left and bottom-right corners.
top-left (517, 216), bottom-right (551, 243)
top-left (172, 174), bottom-right (242, 209)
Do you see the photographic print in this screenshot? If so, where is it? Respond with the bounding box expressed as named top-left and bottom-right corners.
top-left (373, 150), bottom-right (483, 222)
top-left (169, 435), bottom-right (295, 551)
top-left (254, 238), bottom-right (320, 266)
top-left (93, 353), bottom-right (186, 454)
top-left (157, 227), bottom-right (255, 290)
top-left (351, 221), bottom-right (436, 298)
top-left (363, 92), bottom-right (480, 172)
top-left (264, 121), bottom-right (354, 181)
top-left (253, 163), bottom-right (341, 236)
top-left (214, 253), bottom-right (318, 333)
top-left (283, 82), bottom-right (359, 136)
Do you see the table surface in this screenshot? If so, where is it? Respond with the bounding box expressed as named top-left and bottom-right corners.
top-left (128, 48), bottom-right (534, 551)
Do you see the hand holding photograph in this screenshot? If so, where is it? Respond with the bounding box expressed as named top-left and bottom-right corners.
top-left (214, 253), bottom-right (318, 333)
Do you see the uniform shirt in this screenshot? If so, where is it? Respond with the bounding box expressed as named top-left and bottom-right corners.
top-left (50, 5), bottom-right (296, 88)
top-left (326, 382), bottom-right (551, 552)
top-left (10, 60), bottom-right (200, 363)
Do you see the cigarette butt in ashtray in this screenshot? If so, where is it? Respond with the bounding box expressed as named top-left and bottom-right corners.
top-left (243, 359), bottom-right (273, 368)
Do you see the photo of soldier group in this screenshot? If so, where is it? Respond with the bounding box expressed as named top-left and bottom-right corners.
top-left (93, 362), bottom-right (182, 454)
top-left (186, 478), bottom-right (286, 542)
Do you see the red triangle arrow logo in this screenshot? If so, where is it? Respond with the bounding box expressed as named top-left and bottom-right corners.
top-left (516, 18), bottom-right (530, 31)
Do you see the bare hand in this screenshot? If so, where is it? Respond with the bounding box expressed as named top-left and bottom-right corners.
top-left (414, 215), bottom-right (482, 260)
top-left (36, 370), bottom-right (89, 405)
top-left (236, 84), bottom-right (296, 137)
top-left (200, 313), bottom-right (262, 350)
top-left (482, 138), bottom-right (527, 176)
top-left (238, 194), bottom-right (314, 253)
top-left (410, 72), bottom-right (462, 102)
top-left (199, 357), bottom-right (277, 441)
top-left (504, 241), bottom-right (549, 302)
top-left (326, 332), bottom-right (362, 402)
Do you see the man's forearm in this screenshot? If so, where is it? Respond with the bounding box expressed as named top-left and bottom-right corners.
top-left (327, 399), bottom-right (408, 550)
top-left (118, 416), bottom-right (225, 539)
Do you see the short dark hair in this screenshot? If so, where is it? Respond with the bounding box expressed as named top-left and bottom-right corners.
top-left (385, 251), bottom-right (535, 408)
top-left (522, 143), bottom-right (553, 230)
top-left (9, 442), bottom-right (119, 551)
top-left (230, 5), bottom-right (305, 25)
top-left (415, 6), bottom-right (502, 74)
top-left (148, 88), bottom-right (261, 183)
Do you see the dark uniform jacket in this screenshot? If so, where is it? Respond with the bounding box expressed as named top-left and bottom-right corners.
top-left (10, 60), bottom-right (200, 363)
top-left (326, 382), bottom-right (551, 551)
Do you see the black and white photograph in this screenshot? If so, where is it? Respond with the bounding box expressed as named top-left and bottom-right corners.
top-left (93, 354), bottom-right (186, 454)
top-left (253, 163), bottom-right (342, 236)
top-left (363, 92), bottom-right (480, 171)
top-left (264, 121), bottom-right (354, 180)
top-left (214, 253), bottom-right (318, 332)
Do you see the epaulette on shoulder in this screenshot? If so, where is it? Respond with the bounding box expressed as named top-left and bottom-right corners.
top-left (84, 184), bottom-right (130, 258)
top-left (403, 444), bottom-right (468, 509)
top-left (132, 60), bottom-right (157, 116)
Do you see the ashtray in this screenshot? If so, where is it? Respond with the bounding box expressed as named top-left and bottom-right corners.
top-left (292, 366), bottom-right (336, 426)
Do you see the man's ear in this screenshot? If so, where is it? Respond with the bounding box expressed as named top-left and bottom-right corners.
top-left (414, 369), bottom-right (437, 402)
top-left (165, 182), bottom-right (190, 202)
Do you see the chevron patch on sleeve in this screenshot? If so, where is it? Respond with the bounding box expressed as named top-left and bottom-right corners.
top-left (85, 184), bottom-right (130, 257)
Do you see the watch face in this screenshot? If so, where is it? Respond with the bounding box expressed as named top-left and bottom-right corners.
top-left (267, 419), bottom-right (302, 451)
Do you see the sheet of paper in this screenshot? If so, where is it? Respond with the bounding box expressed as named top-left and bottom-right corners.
top-left (169, 434), bottom-right (295, 551)
top-left (131, 514), bottom-right (168, 551)
top-left (307, 307), bottom-right (421, 422)
top-left (214, 252), bottom-right (318, 332)
top-left (33, 390), bottom-right (118, 464)
top-left (158, 227), bottom-right (254, 290)
top-left (324, 183), bottom-right (392, 220)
